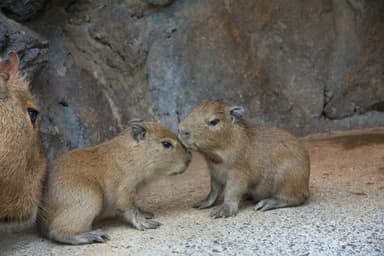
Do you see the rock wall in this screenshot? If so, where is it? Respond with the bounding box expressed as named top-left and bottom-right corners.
top-left (1, 0), bottom-right (383, 160)
top-left (0, 0), bottom-right (46, 21)
top-left (0, 14), bottom-right (47, 79)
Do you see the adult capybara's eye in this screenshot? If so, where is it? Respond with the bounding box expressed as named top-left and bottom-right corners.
top-left (161, 140), bottom-right (174, 149)
top-left (27, 108), bottom-right (39, 126)
top-left (208, 119), bottom-right (220, 126)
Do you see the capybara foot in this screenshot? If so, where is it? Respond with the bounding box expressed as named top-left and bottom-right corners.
top-left (193, 199), bottom-right (215, 209)
top-left (255, 198), bottom-right (295, 211)
top-left (210, 204), bottom-right (238, 218)
top-left (133, 218), bottom-right (161, 230)
top-left (52, 229), bottom-right (110, 245)
top-left (124, 209), bottom-right (161, 231)
top-left (138, 208), bottom-right (154, 219)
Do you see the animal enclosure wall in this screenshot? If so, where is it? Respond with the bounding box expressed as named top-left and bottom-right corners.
top-left (0, 0), bottom-right (383, 160)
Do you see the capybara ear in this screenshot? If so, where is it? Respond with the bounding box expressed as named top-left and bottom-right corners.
top-left (130, 119), bottom-right (147, 142)
top-left (7, 52), bottom-right (20, 79)
top-left (229, 106), bottom-right (244, 124)
top-left (0, 51), bottom-right (20, 83)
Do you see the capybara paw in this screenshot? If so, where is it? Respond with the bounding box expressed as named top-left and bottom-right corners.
top-left (139, 208), bottom-right (154, 219)
top-left (66, 229), bottom-right (110, 245)
top-left (255, 198), bottom-right (279, 211)
top-left (87, 229), bottom-right (110, 243)
top-left (210, 204), bottom-right (238, 218)
top-left (124, 208), bottom-right (161, 230)
top-left (193, 200), bottom-right (214, 209)
top-left (133, 218), bottom-right (161, 231)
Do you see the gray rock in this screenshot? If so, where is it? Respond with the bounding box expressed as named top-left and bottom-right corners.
top-left (0, 13), bottom-right (48, 80)
top-left (16, 0), bottom-right (384, 160)
top-left (0, 0), bottom-right (47, 21)
top-left (324, 0), bottom-right (384, 120)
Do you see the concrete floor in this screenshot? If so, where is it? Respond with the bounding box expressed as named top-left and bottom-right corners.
top-left (1, 129), bottom-right (384, 256)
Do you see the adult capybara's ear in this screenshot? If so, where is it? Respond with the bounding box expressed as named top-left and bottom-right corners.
top-left (7, 52), bottom-right (20, 80)
top-left (229, 106), bottom-right (245, 124)
top-left (0, 51), bottom-right (20, 83)
top-left (130, 119), bottom-right (147, 142)
top-left (0, 52), bottom-right (19, 98)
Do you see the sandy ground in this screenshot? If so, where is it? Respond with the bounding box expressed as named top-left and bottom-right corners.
top-left (1, 128), bottom-right (383, 256)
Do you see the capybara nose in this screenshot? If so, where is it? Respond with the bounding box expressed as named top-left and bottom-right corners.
top-left (178, 128), bottom-right (191, 140)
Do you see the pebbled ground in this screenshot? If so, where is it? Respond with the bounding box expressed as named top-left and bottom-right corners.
top-left (1, 128), bottom-right (384, 256)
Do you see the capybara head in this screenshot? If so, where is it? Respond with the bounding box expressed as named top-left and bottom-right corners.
top-left (0, 52), bottom-right (46, 230)
top-left (129, 120), bottom-right (191, 176)
top-left (178, 102), bottom-right (245, 152)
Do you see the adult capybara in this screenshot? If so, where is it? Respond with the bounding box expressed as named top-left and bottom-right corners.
top-left (0, 52), bottom-right (46, 231)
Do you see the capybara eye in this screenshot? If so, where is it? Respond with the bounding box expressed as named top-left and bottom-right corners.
top-left (161, 141), bottom-right (174, 149)
top-left (27, 108), bottom-right (39, 126)
top-left (208, 119), bottom-right (220, 126)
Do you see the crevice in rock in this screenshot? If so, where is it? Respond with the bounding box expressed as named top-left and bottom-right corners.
top-left (166, 28), bottom-right (177, 39)
top-left (346, 0), bottom-right (365, 13)
top-left (320, 107), bottom-right (384, 121)
top-left (145, 0), bottom-right (175, 15)
top-left (368, 101), bottom-right (384, 112)
top-left (0, 34), bottom-right (9, 53)
top-left (59, 100), bottom-right (68, 107)
top-left (65, 0), bottom-right (86, 14)
top-left (320, 82), bottom-right (331, 119)
top-left (88, 27), bottom-right (126, 63)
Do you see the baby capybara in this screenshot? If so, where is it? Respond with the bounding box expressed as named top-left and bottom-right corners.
top-left (40, 120), bottom-right (191, 245)
top-left (178, 102), bottom-right (310, 218)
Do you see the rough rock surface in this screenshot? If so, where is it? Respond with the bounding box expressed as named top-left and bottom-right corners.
top-left (1, 129), bottom-right (384, 255)
top-left (2, 0), bottom-right (384, 160)
top-left (323, 0), bottom-right (384, 119)
top-left (0, 13), bottom-right (48, 80)
top-left (0, 0), bottom-right (47, 22)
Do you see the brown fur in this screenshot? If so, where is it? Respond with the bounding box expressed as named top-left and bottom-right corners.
top-left (39, 121), bottom-right (191, 245)
top-left (0, 52), bottom-right (47, 230)
top-left (178, 102), bottom-right (310, 218)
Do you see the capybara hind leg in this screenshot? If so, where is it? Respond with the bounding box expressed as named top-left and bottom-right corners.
top-left (48, 204), bottom-right (102, 245)
top-left (254, 198), bottom-right (303, 212)
top-left (50, 229), bottom-right (110, 245)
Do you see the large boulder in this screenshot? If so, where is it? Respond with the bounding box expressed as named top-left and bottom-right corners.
top-left (15, 0), bottom-right (383, 160)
